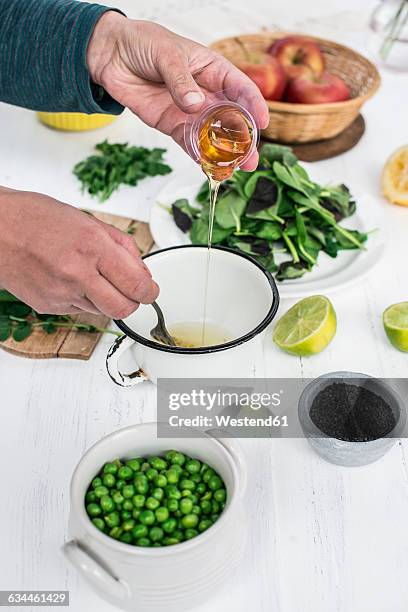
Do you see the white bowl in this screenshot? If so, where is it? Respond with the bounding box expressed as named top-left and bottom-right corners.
top-left (63, 423), bottom-right (247, 611)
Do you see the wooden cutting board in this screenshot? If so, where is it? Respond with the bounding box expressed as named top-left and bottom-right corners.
top-left (0, 211), bottom-right (154, 360)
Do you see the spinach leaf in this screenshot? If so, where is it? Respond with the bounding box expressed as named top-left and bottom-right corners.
top-left (214, 190), bottom-right (247, 230)
top-left (172, 199), bottom-right (198, 232)
top-left (259, 144), bottom-right (297, 168)
top-left (276, 261), bottom-right (309, 281)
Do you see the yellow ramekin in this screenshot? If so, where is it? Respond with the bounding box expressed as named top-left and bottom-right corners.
top-left (37, 112), bottom-right (117, 131)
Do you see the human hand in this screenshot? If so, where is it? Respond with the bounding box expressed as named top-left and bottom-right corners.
top-left (87, 14), bottom-right (269, 171)
top-left (0, 188), bottom-right (158, 317)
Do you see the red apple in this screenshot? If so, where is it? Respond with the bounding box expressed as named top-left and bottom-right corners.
top-left (268, 36), bottom-right (325, 79)
top-left (285, 71), bottom-right (351, 104)
top-left (238, 55), bottom-right (287, 101)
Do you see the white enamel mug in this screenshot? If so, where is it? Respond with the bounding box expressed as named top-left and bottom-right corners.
top-left (63, 422), bottom-right (247, 612)
top-left (106, 245), bottom-right (279, 386)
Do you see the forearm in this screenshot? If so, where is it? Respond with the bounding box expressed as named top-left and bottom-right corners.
top-left (0, 0), bottom-right (124, 114)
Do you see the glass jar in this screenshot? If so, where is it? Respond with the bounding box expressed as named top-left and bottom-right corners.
top-left (368, 0), bottom-right (408, 71)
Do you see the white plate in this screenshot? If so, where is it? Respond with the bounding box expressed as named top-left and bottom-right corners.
top-left (150, 168), bottom-right (386, 299)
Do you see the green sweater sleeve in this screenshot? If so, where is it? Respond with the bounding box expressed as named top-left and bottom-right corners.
top-left (0, 0), bottom-right (124, 114)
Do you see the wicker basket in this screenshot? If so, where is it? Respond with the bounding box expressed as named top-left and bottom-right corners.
top-left (211, 33), bottom-right (381, 143)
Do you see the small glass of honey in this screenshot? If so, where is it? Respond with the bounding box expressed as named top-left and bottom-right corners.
top-left (185, 96), bottom-right (259, 181)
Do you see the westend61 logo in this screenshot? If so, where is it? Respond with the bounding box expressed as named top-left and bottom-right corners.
top-left (163, 387), bottom-right (288, 431)
top-left (168, 389), bottom-right (283, 411)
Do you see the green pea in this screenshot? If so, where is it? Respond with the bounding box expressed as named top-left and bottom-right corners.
top-left (86, 491), bottom-right (97, 504)
top-left (132, 509), bottom-right (141, 520)
top-left (170, 464), bottom-right (183, 475)
top-left (190, 494), bottom-right (198, 505)
top-left (180, 479), bottom-right (195, 491)
top-left (191, 474), bottom-right (201, 484)
top-left (185, 459), bottom-right (201, 474)
top-left (202, 469), bottom-right (215, 484)
top-left (87, 503), bottom-right (101, 517)
top-left (109, 527), bottom-right (123, 539)
top-left (145, 497), bottom-right (160, 510)
top-left (166, 469), bottom-right (179, 484)
top-left (136, 538), bottom-right (151, 547)
top-left (102, 474), bottom-right (116, 488)
top-left (208, 475), bottom-right (223, 491)
top-left (120, 533), bottom-right (133, 544)
top-left (181, 490), bottom-right (193, 498)
top-left (155, 507), bottom-right (169, 523)
top-left (181, 514), bottom-right (199, 529)
top-left (103, 462), bottom-right (118, 475)
top-left (126, 458), bottom-right (142, 472)
top-left (173, 529), bottom-right (184, 541)
top-left (132, 524), bottom-right (148, 539)
top-left (179, 498), bottom-right (193, 515)
top-left (105, 511), bottom-right (120, 528)
top-left (184, 528), bottom-right (199, 540)
top-left (192, 505), bottom-right (201, 516)
top-left (116, 480), bottom-right (125, 491)
top-left (94, 485), bottom-right (109, 498)
top-left (164, 450), bottom-right (177, 462)
top-left (201, 500), bottom-right (212, 515)
top-left (162, 518), bottom-right (177, 534)
top-left (152, 542), bottom-right (161, 547)
top-left (151, 488), bottom-right (164, 502)
top-left (146, 468), bottom-right (158, 481)
top-left (134, 475), bottom-right (149, 495)
top-left (121, 511), bottom-right (132, 521)
top-left (169, 452), bottom-right (185, 466)
top-left (100, 496), bottom-right (115, 513)
top-left (141, 462), bottom-right (151, 472)
top-left (118, 466), bottom-right (133, 481)
top-left (198, 519), bottom-right (213, 532)
top-left (122, 485), bottom-right (135, 499)
top-left (150, 456), bottom-right (168, 471)
top-left (212, 500), bottom-right (220, 514)
top-left (214, 488), bottom-right (226, 503)
top-left (139, 510), bottom-right (155, 526)
top-left (220, 502), bottom-right (226, 511)
top-left (92, 518), bottom-right (105, 531)
top-left (211, 514), bottom-right (219, 523)
top-left (166, 498), bottom-right (179, 513)
top-left (155, 474), bottom-right (167, 487)
top-left (149, 527), bottom-right (164, 542)
top-left (201, 491), bottom-right (212, 501)
top-left (165, 485), bottom-right (181, 500)
top-left (122, 519), bottom-right (136, 532)
top-left (132, 494), bottom-right (145, 508)
top-left (122, 500), bottom-right (133, 511)
top-left (112, 491), bottom-right (124, 505)
top-left (200, 462), bottom-right (210, 473)
top-left (196, 483), bottom-right (206, 496)
top-left (163, 537), bottom-right (180, 546)
top-left (92, 477), bottom-right (102, 489)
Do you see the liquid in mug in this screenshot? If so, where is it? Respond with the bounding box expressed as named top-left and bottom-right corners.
top-left (168, 321), bottom-right (232, 349)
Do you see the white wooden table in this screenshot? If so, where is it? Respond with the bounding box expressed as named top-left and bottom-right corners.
top-left (1, 1), bottom-right (408, 611)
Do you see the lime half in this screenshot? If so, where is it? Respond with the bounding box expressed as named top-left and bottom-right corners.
top-left (383, 302), bottom-right (408, 352)
top-left (273, 295), bottom-right (337, 356)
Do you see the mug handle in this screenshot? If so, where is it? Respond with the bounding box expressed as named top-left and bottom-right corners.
top-left (63, 541), bottom-right (128, 600)
top-left (206, 430), bottom-right (248, 500)
top-left (106, 335), bottom-right (148, 387)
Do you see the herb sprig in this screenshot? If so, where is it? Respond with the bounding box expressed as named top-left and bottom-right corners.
top-left (171, 144), bottom-right (368, 281)
top-left (0, 290), bottom-right (121, 342)
top-left (74, 140), bottom-right (172, 202)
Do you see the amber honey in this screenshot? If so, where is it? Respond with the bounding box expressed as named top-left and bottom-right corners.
top-left (197, 105), bottom-right (254, 181)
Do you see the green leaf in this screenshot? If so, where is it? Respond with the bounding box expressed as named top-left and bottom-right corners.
top-left (4, 302), bottom-right (32, 317)
top-left (214, 191), bottom-right (246, 230)
top-left (259, 144), bottom-right (298, 168)
top-left (0, 290), bottom-right (21, 303)
top-left (12, 323), bottom-right (32, 342)
top-left (0, 323), bottom-right (11, 341)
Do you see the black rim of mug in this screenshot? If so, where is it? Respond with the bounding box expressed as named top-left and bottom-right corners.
top-left (114, 244), bottom-right (280, 355)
